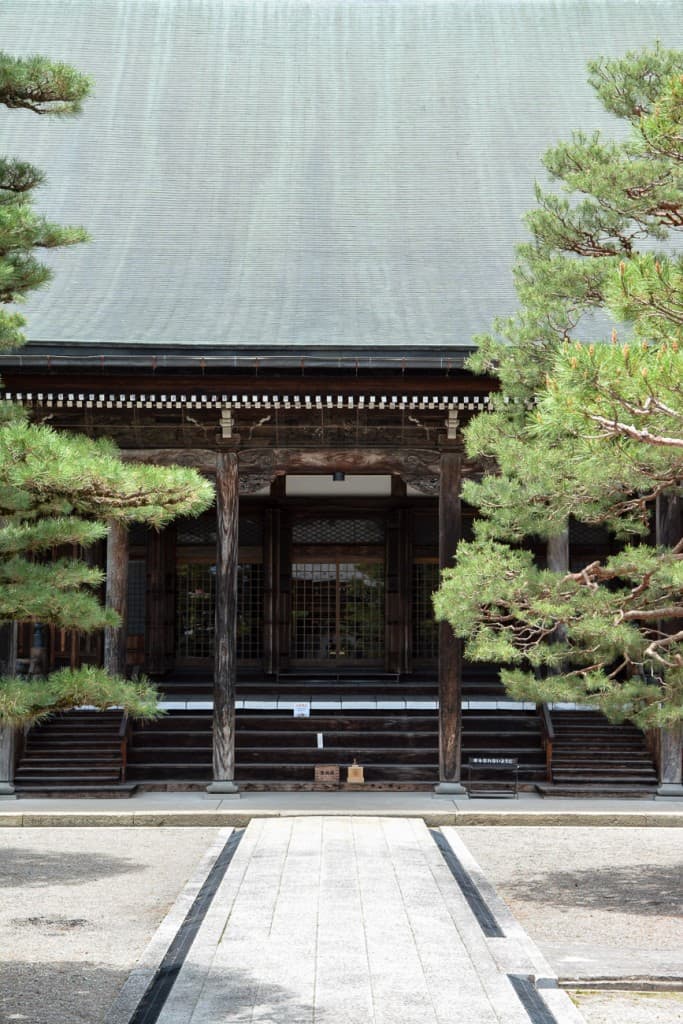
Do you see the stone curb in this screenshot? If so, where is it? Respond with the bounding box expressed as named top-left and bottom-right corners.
top-left (560, 979), bottom-right (683, 992)
top-left (104, 826), bottom-right (234, 1024)
top-left (1, 809), bottom-right (682, 826)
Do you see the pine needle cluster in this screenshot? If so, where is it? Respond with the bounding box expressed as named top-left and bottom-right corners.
top-left (436, 46), bottom-right (683, 728)
top-left (0, 52), bottom-right (214, 726)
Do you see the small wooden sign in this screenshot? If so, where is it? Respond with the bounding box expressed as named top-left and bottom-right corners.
top-left (347, 760), bottom-right (364, 784)
top-left (314, 764), bottom-right (340, 788)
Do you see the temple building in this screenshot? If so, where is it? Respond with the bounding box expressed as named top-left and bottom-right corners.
top-left (0, 0), bottom-right (678, 796)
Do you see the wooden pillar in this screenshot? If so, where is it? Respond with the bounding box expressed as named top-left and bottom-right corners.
top-left (655, 492), bottom-right (683, 797)
top-left (546, 527), bottom-right (569, 574)
top-left (104, 521), bottom-right (129, 677)
top-left (435, 448), bottom-right (467, 795)
top-left (0, 726), bottom-right (15, 798)
top-left (207, 451), bottom-right (240, 795)
top-left (0, 620), bottom-right (16, 797)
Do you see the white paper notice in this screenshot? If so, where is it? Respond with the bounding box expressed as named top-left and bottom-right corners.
top-left (293, 702), bottom-right (310, 718)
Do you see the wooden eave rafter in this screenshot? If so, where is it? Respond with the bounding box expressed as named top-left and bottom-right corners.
top-left (2, 391), bottom-right (492, 413)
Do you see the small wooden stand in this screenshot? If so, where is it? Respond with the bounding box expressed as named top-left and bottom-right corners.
top-left (347, 759), bottom-right (364, 784)
top-left (314, 764), bottom-right (340, 789)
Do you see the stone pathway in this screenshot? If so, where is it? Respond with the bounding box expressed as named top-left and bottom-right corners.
top-left (114, 816), bottom-right (586, 1024)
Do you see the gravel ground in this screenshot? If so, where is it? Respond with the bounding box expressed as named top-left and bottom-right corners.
top-left (570, 991), bottom-right (683, 1024)
top-left (1, 824), bottom-right (681, 1024)
top-left (457, 826), bottom-right (683, 1024)
top-left (0, 827), bottom-right (221, 1024)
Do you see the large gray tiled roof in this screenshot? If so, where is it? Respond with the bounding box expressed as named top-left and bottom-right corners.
top-left (0, 1), bottom-right (680, 355)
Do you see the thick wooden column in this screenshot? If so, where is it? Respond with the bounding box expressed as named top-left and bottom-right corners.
top-left (207, 451), bottom-right (240, 795)
top-left (435, 448), bottom-right (467, 795)
top-left (0, 726), bottom-right (15, 798)
top-left (546, 527), bottom-right (569, 574)
top-left (104, 521), bottom-right (129, 677)
top-left (655, 492), bottom-right (683, 797)
top-left (0, 622), bottom-right (17, 796)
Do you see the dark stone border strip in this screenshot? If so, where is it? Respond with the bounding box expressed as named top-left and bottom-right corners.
top-left (508, 974), bottom-right (560, 1024)
top-left (429, 827), bottom-right (504, 937)
top-left (128, 828), bottom-right (245, 1024)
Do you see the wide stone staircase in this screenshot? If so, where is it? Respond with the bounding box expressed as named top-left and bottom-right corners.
top-left (120, 666), bottom-right (545, 790)
top-left (127, 709), bottom-right (436, 788)
top-left (11, 674), bottom-right (659, 797)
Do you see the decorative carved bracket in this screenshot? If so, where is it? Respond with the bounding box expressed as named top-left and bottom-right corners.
top-left (239, 449), bottom-right (277, 494)
top-left (237, 448), bottom-right (441, 494)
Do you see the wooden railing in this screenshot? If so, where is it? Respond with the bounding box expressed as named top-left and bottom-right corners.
top-left (537, 703), bottom-right (555, 783)
top-left (118, 712), bottom-right (130, 783)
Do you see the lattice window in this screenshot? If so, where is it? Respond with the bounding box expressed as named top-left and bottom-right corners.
top-left (412, 562), bottom-right (439, 661)
top-left (292, 518), bottom-right (384, 545)
top-left (236, 564), bottom-right (264, 661)
top-left (291, 563), bottom-right (337, 660)
top-left (127, 559), bottom-right (146, 635)
top-left (177, 519), bottom-right (216, 546)
top-left (338, 562), bottom-right (384, 661)
top-left (291, 561), bottom-right (384, 662)
top-left (176, 564), bottom-right (215, 659)
top-left (176, 516), bottom-right (263, 547)
top-left (176, 562), bottom-right (264, 661)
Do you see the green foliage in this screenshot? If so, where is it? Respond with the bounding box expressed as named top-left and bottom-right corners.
top-left (468, 45), bottom-right (683, 401)
top-left (0, 407), bottom-right (214, 634)
top-left (0, 52), bottom-right (214, 726)
top-left (0, 52), bottom-right (91, 116)
top-left (437, 46), bottom-right (683, 728)
top-left (0, 53), bottom-right (92, 349)
top-left (0, 666), bottom-right (163, 726)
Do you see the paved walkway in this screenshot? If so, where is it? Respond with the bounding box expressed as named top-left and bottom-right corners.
top-left (110, 816), bottom-right (586, 1024)
top-left (2, 789), bottom-right (682, 827)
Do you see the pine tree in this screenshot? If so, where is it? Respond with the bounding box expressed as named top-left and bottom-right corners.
top-left (0, 53), bottom-right (214, 726)
top-left (434, 46), bottom-right (683, 729)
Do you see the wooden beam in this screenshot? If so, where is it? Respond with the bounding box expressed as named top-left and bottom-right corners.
top-left (104, 521), bottom-right (129, 677)
top-left (207, 451), bottom-right (240, 795)
top-left (435, 448), bottom-right (466, 795)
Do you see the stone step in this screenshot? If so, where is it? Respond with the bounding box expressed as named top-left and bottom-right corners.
top-left (127, 762), bottom-right (441, 782)
top-left (15, 765), bottom-right (121, 779)
top-left (552, 772), bottom-right (658, 784)
top-left (14, 783), bottom-right (138, 798)
top-left (536, 782), bottom-right (657, 799)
